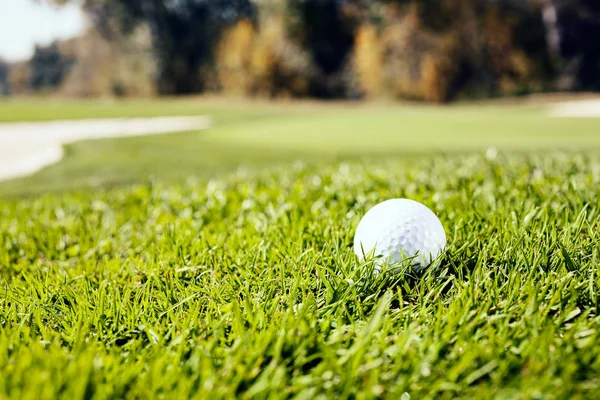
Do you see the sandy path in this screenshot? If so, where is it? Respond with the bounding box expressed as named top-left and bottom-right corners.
top-left (0, 116), bottom-right (211, 182)
top-left (549, 99), bottom-right (600, 118)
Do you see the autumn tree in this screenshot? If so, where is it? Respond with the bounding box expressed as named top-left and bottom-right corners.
top-left (48, 0), bottom-right (600, 97)
top-left (58, 0), bottom-right (255, 94)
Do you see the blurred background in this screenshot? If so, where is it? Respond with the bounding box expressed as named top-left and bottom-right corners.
top-left (1, 0), bottom-right (599, 103)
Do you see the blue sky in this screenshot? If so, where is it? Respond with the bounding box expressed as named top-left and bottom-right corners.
top-left (0, 0), bottom-right (86, 62)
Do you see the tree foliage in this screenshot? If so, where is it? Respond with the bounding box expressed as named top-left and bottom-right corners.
top-left (552, 0), bottom-right (600, 89)
top-left (28, 42), bottom-right (75, 91)
top-left (48, 0), bottom-right (600, 99)
top-left (75, 0), bottom-right (255, 94)
top-left (0, 59), bottom-right (9, 96)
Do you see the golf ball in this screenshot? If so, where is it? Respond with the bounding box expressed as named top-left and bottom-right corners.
top-left (353, 198), bottom-right (446, 271)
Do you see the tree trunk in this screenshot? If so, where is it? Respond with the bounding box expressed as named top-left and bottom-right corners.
top-left (540, 0), bottom-right (562, 57)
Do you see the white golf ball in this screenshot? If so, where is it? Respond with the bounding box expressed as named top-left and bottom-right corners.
top-left (353, 198), bottom-right (446, 271)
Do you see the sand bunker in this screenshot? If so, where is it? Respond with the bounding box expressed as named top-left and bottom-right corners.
top-left (0, 116), bottom-right (210, 182)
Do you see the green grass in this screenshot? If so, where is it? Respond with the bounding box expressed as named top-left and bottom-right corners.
top-left (1, 99), bottom-right (600, 398)
top-left (1, 152), bottom-right (599, 398)
top-left (1, 98), bottom-right (600, 197)
top-left (0, 97), bottom-right (277, 124)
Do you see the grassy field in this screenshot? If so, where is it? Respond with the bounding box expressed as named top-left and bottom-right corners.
top-left (1, 97), bottom-right (600, 196)
top-left (1, 98), bottom-right (600, 398)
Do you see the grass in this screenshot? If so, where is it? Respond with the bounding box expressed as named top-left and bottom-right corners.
top-left (2, 153), bottom-right (600, 398)
top-left (1, 98), bottom-right (600, 197)
top-left (1, 98), bottom-right (600, 398)
top-left (0, 97), bottom-right (277, 123)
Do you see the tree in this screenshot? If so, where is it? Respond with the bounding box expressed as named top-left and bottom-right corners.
top-left (28, 42), bottom-right (75, 91)
top-left (284, 0), bottom-right (355, 97)
top-left (548, 0), bottom-right (600, 89)
top-left (71, 0), bottom-right (255, 94)
top-left (52, 0), bottom-right (599, 98)
top-left (0, 59), bottom-right (9, 96)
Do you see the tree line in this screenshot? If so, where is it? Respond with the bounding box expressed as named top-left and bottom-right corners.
top-left (3, 0), bottom-right (599, 102)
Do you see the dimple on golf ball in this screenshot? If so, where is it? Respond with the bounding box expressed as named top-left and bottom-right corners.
top-left (353, 198), bottom-right (446, 271)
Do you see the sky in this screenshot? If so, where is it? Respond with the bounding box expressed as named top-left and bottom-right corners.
top-left (0, 0), bottom-right (86, 62)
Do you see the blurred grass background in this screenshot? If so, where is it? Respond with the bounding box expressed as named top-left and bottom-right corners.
top-left (1, 97), bottom-right (599, 197)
